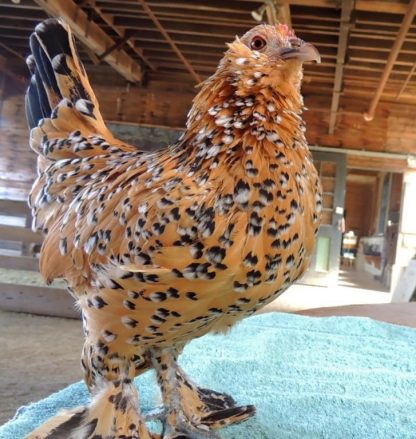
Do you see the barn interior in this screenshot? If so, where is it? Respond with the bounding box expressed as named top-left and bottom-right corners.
top-left (1, 0), bottom-right (416, 431)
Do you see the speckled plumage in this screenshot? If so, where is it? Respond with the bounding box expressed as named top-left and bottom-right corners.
top-left (25, 19), bottom-right (321, 439)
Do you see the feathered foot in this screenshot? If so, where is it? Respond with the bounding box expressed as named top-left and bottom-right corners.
top-left (175, 366), bottom-right (255, 430)
top-left (25, 379), bottom-right (159, 439)
top-left (150, 349), bottom-right (255, 438)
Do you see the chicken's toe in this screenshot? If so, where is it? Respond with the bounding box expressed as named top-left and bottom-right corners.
top-left (163, 417), bottom-right (221, 439)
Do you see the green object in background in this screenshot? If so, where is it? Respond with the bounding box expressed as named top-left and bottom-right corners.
top-left (316, 236), bottom-right (331, 272)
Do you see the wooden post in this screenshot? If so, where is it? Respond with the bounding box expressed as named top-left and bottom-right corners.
top-left (390, 171), bottom-right (416, 294)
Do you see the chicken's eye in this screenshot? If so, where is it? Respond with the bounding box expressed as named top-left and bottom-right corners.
top-left (250, 36), bottom-right (267, 51)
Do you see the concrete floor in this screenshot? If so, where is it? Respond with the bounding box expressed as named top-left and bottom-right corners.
top-left (0, 269), bottom-right (394, 426)
top-left (0, 310), bottom-right (83, 425)
top-left (265, 268), bottom-right (390, 312)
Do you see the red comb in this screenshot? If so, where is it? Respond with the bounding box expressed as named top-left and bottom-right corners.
top-left (278, 23), bottom-right (295, 38)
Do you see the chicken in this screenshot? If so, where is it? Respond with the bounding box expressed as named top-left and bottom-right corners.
top-left (25, 18), bottom-right (321, 439)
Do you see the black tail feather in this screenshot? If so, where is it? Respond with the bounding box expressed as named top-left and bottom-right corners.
top-left (34, 19), bottom-right (72, 60)
top-left (25, 18), bottom-right (96, 130)
top-left (25, 74), bottom-right (46, 129)
top-left (30, 30), bottom-right (61, 101)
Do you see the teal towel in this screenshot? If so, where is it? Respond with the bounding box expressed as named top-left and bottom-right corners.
top-left (1, 312), bottom-right (416, 438)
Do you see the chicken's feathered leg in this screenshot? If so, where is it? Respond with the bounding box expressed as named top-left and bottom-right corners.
top-left (151, 348), bottom-right (220, 439)
top-left (150, 349), bottom-right (255, 438)
top-left (173, 365), bottom-right (255, 429)
top-left (26, 360), bottom-right (157, 439)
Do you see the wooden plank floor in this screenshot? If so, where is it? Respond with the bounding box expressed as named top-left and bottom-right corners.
top-left (298, 303), bottom-right (416, 328)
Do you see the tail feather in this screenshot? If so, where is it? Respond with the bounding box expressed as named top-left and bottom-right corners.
top-left (25, 18), bottom-right (106, 132)
top-left (34, 19), bottom-right (93, 103)
top-left (25, 75), bottom-right (45, 129)
top-left (25, 18), bottom-right (128, 262)
top-left (29, 31), bottom-right (59, 113)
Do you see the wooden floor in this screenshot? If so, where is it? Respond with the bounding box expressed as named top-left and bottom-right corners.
top-left (298, 303), bottom-right (416, 328)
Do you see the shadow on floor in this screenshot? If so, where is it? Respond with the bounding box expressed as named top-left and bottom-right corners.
top-left (338, 268), bottom-right (389, 293)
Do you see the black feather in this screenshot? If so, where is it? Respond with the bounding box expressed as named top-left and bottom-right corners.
top-left (30, 34), bottom-right (61, 100)
top-left (25, 75), bottom-right (44, 129)
top-left (35, 19), bottom-right (90, 102)
top-left (34, 19), bottom-right (72, 59)
top-left (25, 18), bottom-right (92, 130)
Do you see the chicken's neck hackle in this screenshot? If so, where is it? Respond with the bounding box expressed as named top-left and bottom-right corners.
top-left (180, 40), bottom-right (308, 170)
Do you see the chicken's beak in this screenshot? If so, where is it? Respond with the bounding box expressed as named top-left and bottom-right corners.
top-left (279, 42), bottom-right (321, 63)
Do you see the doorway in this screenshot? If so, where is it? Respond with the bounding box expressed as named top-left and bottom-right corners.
top-left (342, 170), bottom-right (403, 291)
top-left (300, 151), bottom-right (347, 287)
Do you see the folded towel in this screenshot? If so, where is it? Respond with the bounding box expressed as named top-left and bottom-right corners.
top-left (1, 312), bottom-right (415, 438)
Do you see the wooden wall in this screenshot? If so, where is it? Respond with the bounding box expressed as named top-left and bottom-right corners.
top-left (93, 79), bottom-right (416, 157)
top-left (1, 80), bottom-right (413, 206)
top-left (0, 94), bottom-right (34, 199)
top-left (4, 77), bottom-right (416, 158)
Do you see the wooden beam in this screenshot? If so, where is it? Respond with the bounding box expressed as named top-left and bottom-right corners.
top-left (0, 254), bottom-right (39, 271)
top-left (355, 0), bottom-right (408, 14)
top-left (256, 0), bottom-right (291, 27)
top-left (107, 10), bottom-right (251, 30)
top-left (99, 6), bottom-right (253, 26)
top-left (84, 46), bottom-right (101, 65)
top-left (97, 30), bottom-right (138, 61)
top-left (288, 0), bottom-right (408, 14)
top-left (111, 16), bottom-right (237, 38)
top-left (130, 32), bottom-right (232, 48)
top-left (83, 1), bottom-right (156, 71)
top-left (347, 155), bottom-right (410, 173)
top-left (275, 1), bottom-right (291, 27)
top-left (328, 0), bottom-right (354, 134)
top-left (396, 62), bottom-right (416, 100)
top-left (348, 49), bottom-right (416, 67)
top-left (287, 0), bottom-right (416, 15)
top-left (0, 199), bottom-right (31, 217)
top-left (0, 41), bottom-right (25, 62)
top-left (137, 0), bottom-right (202, 83)
top-left (0, 55), bottom-right (26, 87)
top-left (0, 225), bottom-right (43, 245)
top-left (363, 0), bottom-right (416, 121)
top-left (0, 282), bottom-right (79, 319)
top-left (145, 0), bottom-right (253, 15)
top-left (34, 0), bottom-right (142, 82)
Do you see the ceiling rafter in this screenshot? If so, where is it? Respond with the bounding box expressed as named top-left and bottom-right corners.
top-left (3, 0), bottom-right (416, 139)
top-left (0, 55), bottom-right (26, 87)
top-left (276, 1), bottom-right (292, 27)
top-left (97, 30), bottom-right (138, 62)
top-left (328, 0), bottom-right (354, 134)
top-left (396, 61), bottom-right (416, 99)
top-left (363, 0), bottom-right (416, 121)
top-left (34, 0), bottom-right (143, 82)
top-left (137, 0), bottom-right (202, 83)
top-left (82, 1), bottom-right (156, 71)
top-left (0, 41), bottom-right (26, 62)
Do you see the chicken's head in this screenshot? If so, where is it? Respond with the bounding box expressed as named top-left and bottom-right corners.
top-left (223, 24), bottom-right (320, 98)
